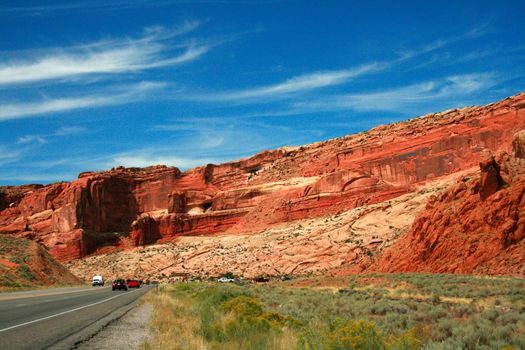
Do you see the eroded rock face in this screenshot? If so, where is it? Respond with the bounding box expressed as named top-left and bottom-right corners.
top-left (513, 130), bottom-right (525, 158)
top-left (0, 184), bottom-right (44, 212)
top-left (168, 191), bottom-right (186, 214)
top-left (479, 156), bottom-right (505, 200)
top-left (131, 215), bottom-right (160, 246)
top-left (371, 136), bottom-right (525, 275)
top-left (1, 91), bottom-right (525, 265)
top-left (0, 166), bottom-right (181, 260)
top-left (68, 179), bottom-right (447, 281)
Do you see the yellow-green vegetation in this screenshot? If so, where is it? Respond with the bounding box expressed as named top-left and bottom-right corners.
top-left (143, 273), bottom-right (525, 350)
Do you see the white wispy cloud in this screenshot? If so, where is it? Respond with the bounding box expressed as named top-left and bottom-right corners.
top-left (186, 24), bottom-right (492, 104)
top-left (0, 81), bottom-right (164, 121)
top-left (54, 126), bottom-right (87, 136)
top-left (397, 22), bottom-right (492, 60)
top-left (0, 96), bottom-right (115, 121)
top-left (0, 1), bottom-right (159, 15)
top-left (0, 21), bottom-right (205, 86)
top-left (13, 127), bottom-right (87, 148)
top-left (150, 121), bottom-right (228, 149)
top-left (0, 0), bottom-right (280, 16)
top-left (17, 135), bottom-right (47, 144)
top-left (0, 146), bottom-right (21, 165)
top-left (291, 72), bottom-right (498, 114)
top-left (192, 63), bottom-right (385, 101)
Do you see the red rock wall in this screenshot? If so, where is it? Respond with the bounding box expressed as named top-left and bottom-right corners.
top-left (130, 209), bottom-right (248, 246)
top-left (1, 92), bottom-right (525, 263)
top-left (370, 132), bottom-right (525, 275)
top-left (0, 185), bottom-right (43, 211)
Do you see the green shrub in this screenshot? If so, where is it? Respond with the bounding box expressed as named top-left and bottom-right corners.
top-left (221, 296), bottom-right (264, 318)
top-left (422, 340), bottom-right (466, 349)
top-left (260, 311), bottom-right (303, 329)
top-left (221, 315), bottom-right (272, 347)
top-left (155, 274), bottom-right (525, 350)
top-left (195, 284), bottom-right (249, 307)
top-left (432, 318), bottom-right (455, 341)
top-left (326, 319), bottom-right (385, 350)
top-left (18, 264), bottom-right (35, 281)
top-left (194, 291), bottom-right (299, 349)
top-left (388, 329), bottom-right (421, 350)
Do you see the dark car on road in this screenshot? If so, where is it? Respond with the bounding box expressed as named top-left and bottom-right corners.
top-left (112, 279), bottom-right (128, 291)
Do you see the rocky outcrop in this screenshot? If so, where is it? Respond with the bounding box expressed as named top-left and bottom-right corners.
top-left (0, 166), bottom-right (181, 260)
top-left (2, 91), bottom-right (525, 265)
top-left (0, 184), bottom-right (43, 212)
top-left (67, 177), bottom-right (448, 281)
top-left (371, 133), bottom-right (525, 275)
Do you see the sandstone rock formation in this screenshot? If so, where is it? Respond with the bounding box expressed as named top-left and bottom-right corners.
top-left (1, 91), bottom-right (525, 277)
top-left (67, 175), bottom-right (456, 280)
top-left (371, 132), bottom-right (525, 275)
top-left (0, 185), bottom-right (43, 212)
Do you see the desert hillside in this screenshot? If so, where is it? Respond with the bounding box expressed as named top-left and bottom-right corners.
top-left (0, 235), bottom-right (81, 289)
top-left (1, 91), bottom-right (525, 280)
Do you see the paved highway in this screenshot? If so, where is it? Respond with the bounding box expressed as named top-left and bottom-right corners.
top-left (0, 285), bottom-right (152, 350)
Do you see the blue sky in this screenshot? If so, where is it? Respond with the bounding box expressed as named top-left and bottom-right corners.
top-left (1, 0), bottom-right (524, 185)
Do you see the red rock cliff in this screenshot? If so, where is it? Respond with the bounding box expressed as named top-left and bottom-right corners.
top-left (1, 91), bottom-right (525, 262)
top-left (371, 130), bottom-right (525, 275)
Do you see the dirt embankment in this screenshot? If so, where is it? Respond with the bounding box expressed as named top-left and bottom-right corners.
top-left (0, 235), bottom-right (81, 289)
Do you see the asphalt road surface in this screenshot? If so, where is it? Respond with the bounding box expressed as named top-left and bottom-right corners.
top-left (0, 285), bottom-right (152, 350)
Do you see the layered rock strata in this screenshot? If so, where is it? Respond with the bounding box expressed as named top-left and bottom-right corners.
top-left (372, 130), bottom-right (525, 275)
top-left (1, 92), bottom-right (525, 264)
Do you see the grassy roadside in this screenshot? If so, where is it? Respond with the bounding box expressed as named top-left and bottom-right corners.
top-left (141, 286), bottom-right (207, 350)
top-left (142, 273), bottom-right (525, 350)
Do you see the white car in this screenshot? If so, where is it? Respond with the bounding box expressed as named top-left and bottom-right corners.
top-left (217, 277), bottom-right (235, 283)
top-left (92, 275), bottom-right (104, 286)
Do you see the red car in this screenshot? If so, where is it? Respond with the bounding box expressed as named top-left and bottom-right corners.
top-left (127, 279), bottom-right (141, 288)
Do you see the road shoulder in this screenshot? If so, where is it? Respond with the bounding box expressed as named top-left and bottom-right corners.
top-left (73, 302), bottom-right (152, 350)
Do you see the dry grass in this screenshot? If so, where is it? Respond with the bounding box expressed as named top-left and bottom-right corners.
top-left (141, 288), bottom-right (207, 350)
top-left (386, 288), bottom-right (471, 305)
top-left (270, 331), bottom-right (298, 349)
top-left (142, 284), bottom-right (299, 350)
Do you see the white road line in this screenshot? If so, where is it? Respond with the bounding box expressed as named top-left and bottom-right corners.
top-left (0, 289), bottom-right (141, 333)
